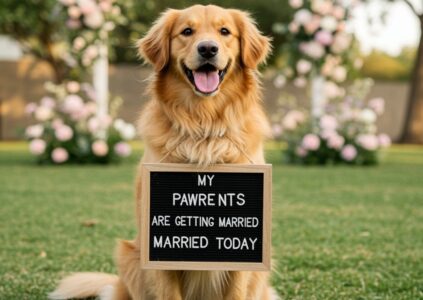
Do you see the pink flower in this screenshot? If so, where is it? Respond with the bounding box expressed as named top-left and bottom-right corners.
top-left (319, 115), bottom-right (338, 131)
top-left (82, 56), bottom-right (92, 67)
top-left (315, 30), bottom-right (333, 46)
top-left (293, 77), bottom-right (307, 88)
top-left (378, 134), bottom-right (391, 148)
top-left (341, 144), bottom-right (357, 161)
top-left (114, 142), bottom-right (132, 157)
top-left (296, 147), bottom-right (308, 158)
top-left (288, 22), bottom-right (300, 33)
top-left (29, 139), bottom-right (46, 155)
top-left (84, 45), bottom-right (99, 60)
top-left (289, 0), bottom-right (303, 9)
top-left (66, 19), bottom-right (81, 29)
top-left (360, 109), bottom-right (377, 124)
top-left (296, 59), bottom-right (312, 74)
top-left (55, 125), bottom-right (73, 142)
top-left (321, 55), bottom-right (340, 76)
top-left (41, 97), bottom-right (56, 109)
top-left (324, 81), bottom-right (342, 99)
top-left (25, 102), bottom-right (37, 115)
top-left (52, 148), bottom-right (69, 163)
top-left (84, 10), bottom-right (104, 29)
top-left (111, 6), bottom-right (120, 16)
top-left (283, 110), bottom-right (305, 130)
top-left (79, 0), bottom-right (97, 14)
top-left (68, 6), bottom-right (81, 18)
top-left (294, 9), bottom-right (312, 25)
top-left (52, 118), bottom-right (64, 129)
top-left (312, 0), bottom-right (333, 14)
top-left (302, 134), bottom-right (320, 151)
top-left (99, 1), bottom-right (112, 12)
top-left (332, 6), bottom-right (345, 19)
top-left (35, 106), bottom-right (53, 121)
top-left (327, 134), bottom-right (345, 150)
top-left (92, 140), bottom-right (109, 156)
top-left (119, 123), bottom-right (136, 140)
top-left (304, 15), bottom-right (321, 34)
top-left (272, 124), bottom-right (283, 138)
top-left (331, 33), bottom-right (352, 54)
top-left (88, 117), bottom-right (100, 133)
top-left (320, 16), bottom-right (337, 31)
top-left (99, 115), bottom-right (112, 128)
top-left (63, 95), bottom-right (84, 114)
top-left (300, 41), bottom-right (325, 59)
top-left (273, 74), bottom-right (286, 88)
top-left (103, 21), bottom-right (115, 31)
top-left (320, 129), bottom-right (335, 140)
top-left (337, 21), bottom-right (346, 32)
top-left (66, 81), bottom-right (80, 93)
top-left (84, 102), bottom-right (97, 115)
top-left (59, 0), bottom-right (75, 6)
top-left (368, 97), bottom-right (385, 115)
top-left (332, 66), bottom-right (347, 82)
top-left (356, 134), bottom-right (379, 151)
top-left (26, 124), bottom-right (44, 138)
top-left (73, 37), bottom-right (86, 51)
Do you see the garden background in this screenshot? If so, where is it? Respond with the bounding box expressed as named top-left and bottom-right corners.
top-left (0, 0), bottom-right (422, 299)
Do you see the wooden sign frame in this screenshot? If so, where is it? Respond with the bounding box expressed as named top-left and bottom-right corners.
top-left (140, 163), bottom-right (272, 271)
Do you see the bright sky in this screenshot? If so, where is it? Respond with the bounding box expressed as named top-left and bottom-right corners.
top-left (352, 0), bottom-right (422, 56)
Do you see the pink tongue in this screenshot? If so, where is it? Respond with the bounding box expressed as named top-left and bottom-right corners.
top-left (193, 71), bottom-right (219, 94)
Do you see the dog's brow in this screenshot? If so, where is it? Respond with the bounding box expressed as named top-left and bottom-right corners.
top-left (186, 18), bottom-right (199, 28)
top-left (213, 18), bottom-right (226, 26)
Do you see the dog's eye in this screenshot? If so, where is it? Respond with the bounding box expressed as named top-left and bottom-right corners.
top-left (220, 27), bottom-right (230, 36)
top-left (181, 28), bottom-right (193, 36)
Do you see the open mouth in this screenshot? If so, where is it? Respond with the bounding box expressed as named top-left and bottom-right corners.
top-left (183, 63), bottom-right (229, 95)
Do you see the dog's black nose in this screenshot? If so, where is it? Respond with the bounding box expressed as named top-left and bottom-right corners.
top-left (197, 41), bottom-right (219, 59)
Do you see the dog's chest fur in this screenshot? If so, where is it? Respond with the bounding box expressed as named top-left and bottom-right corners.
top-left (165, 129), bottom-right (246, 165)
top-left (181, 271), bottom-right (229, 300)
top-left (140, 101), bottom-right (261, 165)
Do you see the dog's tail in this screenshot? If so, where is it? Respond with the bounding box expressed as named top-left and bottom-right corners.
top-left (48, 272), bottom-right (118, 300)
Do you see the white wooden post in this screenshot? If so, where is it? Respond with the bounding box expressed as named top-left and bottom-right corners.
top-left (311, 75), bottom-right (325, 118)
top-left (93, 42), bottom-right (108, 138)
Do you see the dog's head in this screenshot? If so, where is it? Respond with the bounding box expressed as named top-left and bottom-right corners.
top-left (138, 5), bottom-right (271, 97)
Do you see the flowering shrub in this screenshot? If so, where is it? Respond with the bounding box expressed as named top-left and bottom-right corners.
top-left (25, 81), bottom-right (135, 164)
top-left (272, 80), bottom-right (391, 165)
top-left (273, 0), bottom-right (362, 98)
top-left (59, 0), bottom-right (126, 69)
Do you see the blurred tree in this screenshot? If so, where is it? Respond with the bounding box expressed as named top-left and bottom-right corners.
top-left (399, 0), bottom-right (423, 143)
top-left (0, 0), bottom-right (69, 83)
top-left (368, 0), bottom-right (423, 143)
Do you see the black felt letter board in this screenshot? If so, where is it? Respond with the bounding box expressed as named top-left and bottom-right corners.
top-left (149, 171), bottom-right (264, 263)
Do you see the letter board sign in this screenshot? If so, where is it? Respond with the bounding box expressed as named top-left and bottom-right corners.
top-left (140, 163), bottom-right (272, 271)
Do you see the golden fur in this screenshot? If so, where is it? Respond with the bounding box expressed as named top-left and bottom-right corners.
top-left (50, 5), bottom-right (275, 300)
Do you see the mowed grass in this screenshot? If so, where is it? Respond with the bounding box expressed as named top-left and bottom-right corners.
top-left (0, 142), bottom-right (422, 299)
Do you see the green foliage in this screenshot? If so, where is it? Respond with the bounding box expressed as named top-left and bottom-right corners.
top-left (0, 144), bottom-right (423, 298)
top-left (361, 48), bottom-right (416, 81)
top-left (0, 0), bottom-right (69, 81)
top-left (0, 0), bottom-right (62, 42)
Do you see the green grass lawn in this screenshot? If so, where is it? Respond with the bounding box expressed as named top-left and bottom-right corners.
top-left (0, 143), bottom-right (422, 299)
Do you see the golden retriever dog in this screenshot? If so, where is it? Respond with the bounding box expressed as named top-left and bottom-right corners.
top-left (50, 4), bottom-right (276, 300)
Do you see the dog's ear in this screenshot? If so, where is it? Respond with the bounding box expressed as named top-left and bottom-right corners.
top-left (137, 9), bottom-right (179, 71)
top-left (230, 10), bottom-right (272, 69)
